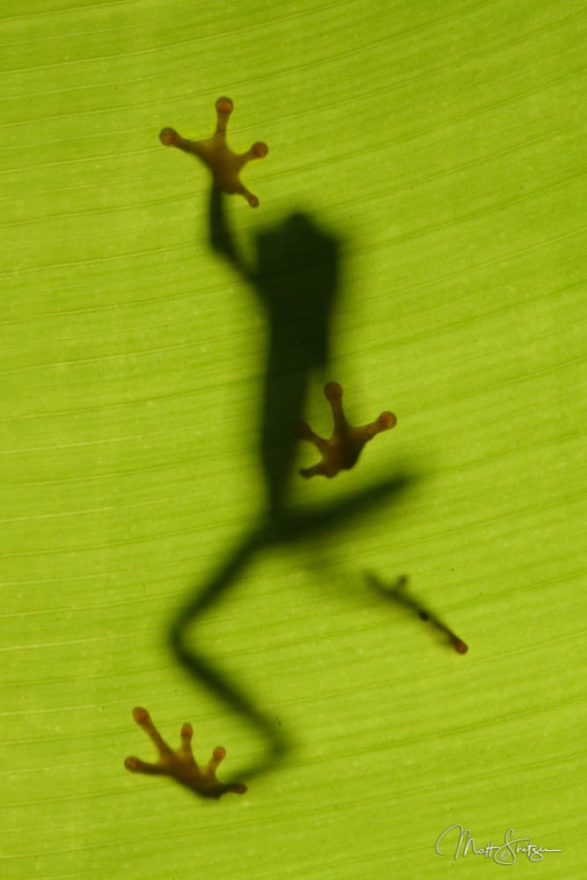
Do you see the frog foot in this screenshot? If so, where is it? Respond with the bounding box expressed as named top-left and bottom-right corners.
top-left (124, 707), bottom-right (246, 799)
top-left (297, 382), bottom-right (396, 478)
top-left (159, 97), bottom-right (268, 206)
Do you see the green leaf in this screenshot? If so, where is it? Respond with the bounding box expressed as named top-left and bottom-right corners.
top-left (2, 1), bottom-right (584, 878)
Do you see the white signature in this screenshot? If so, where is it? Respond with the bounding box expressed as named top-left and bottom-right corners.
top-left (435, 824), bottom-right (561, 865)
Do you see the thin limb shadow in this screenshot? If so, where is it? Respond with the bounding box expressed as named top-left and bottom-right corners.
top-left (366, 572), bottom-right (468, 654)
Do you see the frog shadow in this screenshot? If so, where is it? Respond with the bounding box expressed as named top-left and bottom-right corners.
top-left (168, 187), bottom-right (416, 788)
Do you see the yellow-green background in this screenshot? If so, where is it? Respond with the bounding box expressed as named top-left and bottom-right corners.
top-left (2, 2), bottom-right (585, 878)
